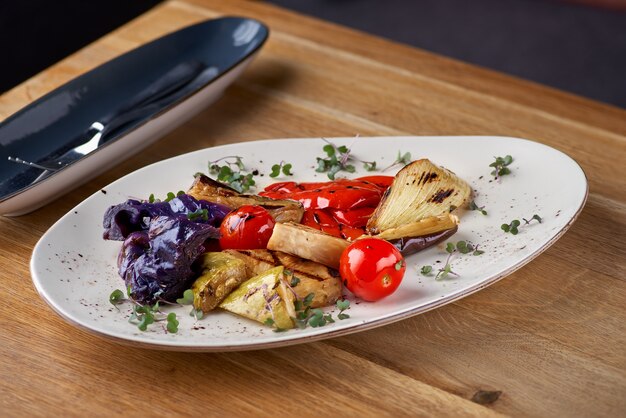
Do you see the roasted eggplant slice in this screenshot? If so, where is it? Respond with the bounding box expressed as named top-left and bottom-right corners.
top-left (187, 174), bottom-right (304, 223)
top-left (219, 266), bottom-right (295, 329)
top-left (266, 222), bottom-right (349, 269)
top-left (389, 226), bottom-right (458, 256)
top-left (224, 249), bottom-right (342, 307)
top-left (366, 159), bottom-right (471, 234)
top-left (191, 252), bottom-right (248, 313)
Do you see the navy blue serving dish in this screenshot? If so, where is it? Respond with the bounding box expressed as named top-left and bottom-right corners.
top-left (0, 16), bottom-right (268, 215)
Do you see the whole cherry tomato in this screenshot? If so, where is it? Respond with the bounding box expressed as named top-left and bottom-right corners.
top-left (219, 205), bottom-right (275, 250)
top-left (339, 238), bottom-right (406, 301)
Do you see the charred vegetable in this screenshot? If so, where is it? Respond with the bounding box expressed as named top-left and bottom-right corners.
top-left (187, 174), bottom-right (304, 224)
top-left (103, 194), bottom-right (229, 240)
top-left (192, 252), bottom-right (248, 313)
top-left (117, 216), bottom-right (219, 304)
top-left (219, 266), bottom-right (296, 330)
top-left (266, 222), bottom-right (350, 269)
top-left (225, 249), bottom-right (342, 308)
top-left (366, 159), bottom-right (471, 234)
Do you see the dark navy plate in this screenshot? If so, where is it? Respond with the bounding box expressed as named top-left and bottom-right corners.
top-left (0, 16), bottom-right (268, 215)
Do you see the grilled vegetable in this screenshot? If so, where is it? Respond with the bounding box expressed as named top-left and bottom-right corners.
top-left (389, 226), bottom-right (458, 256)
top-left (224, 249), bottom-right (342, 307)
top-left (219, 266), bottom-right (295, 329)
top-left (372, 214), bottom-right (459, 241)
top-left (266, 222), bottom-right (350, 269)
top-left (191, 252), bottom-right (248, 313)
top-left (187, 174), bottom-right (304, 223)
top-left (366, 159), bottom-right (471, 235)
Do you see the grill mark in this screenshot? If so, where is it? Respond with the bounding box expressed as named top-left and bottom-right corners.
top-left (429, 188), bottom-right (454, 203)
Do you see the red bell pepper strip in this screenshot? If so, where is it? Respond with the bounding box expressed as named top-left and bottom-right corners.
top-left (331, 207), bottom-right (376, 228)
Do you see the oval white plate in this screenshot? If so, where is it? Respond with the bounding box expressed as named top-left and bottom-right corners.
top-left (30, 136), bottom-right (587, 351)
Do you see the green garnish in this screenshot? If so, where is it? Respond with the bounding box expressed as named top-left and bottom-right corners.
top-left (270, 161), bottom-right (294, 178)
top-left (109, 289), bottom-right (125, 306)
top-left (501, 219), bottom-right (521, 235)
top-left (336, 299), bottom-right (350, 320)
top-left (166, 312), bottom-right (179, 333)
top-left (489, 155), bottom-right (513, 179)
top-left (316, 138), bottom-right (377, 180)
top-left (208, 156), bottom-right (256, 193)
top-left (384, 151), bottom-right (412, 171)
top-left (469, 200), bottom-right (488, 215)
top-left (187, 208), bottom-right (209, 222)
top-left (503, 214), bottom-right (542, 234)
top-left (176, 289), bottom-right (194, 305)
top-left (420, 265), bottom-right (433, 276)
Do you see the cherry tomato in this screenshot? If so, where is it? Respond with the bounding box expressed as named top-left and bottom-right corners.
top-left (339, 238), bottom-right (406, 301)
top-left (219, 205), bottom-right (275, 250)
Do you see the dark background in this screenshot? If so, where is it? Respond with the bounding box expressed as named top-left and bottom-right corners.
top-left (1, 0), bottom-right (625, 108)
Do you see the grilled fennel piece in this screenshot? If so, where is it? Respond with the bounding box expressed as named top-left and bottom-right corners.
top-left (267, 222), bottom-right (349, 269)
top-left (187, 174), bottom-right (304, 223)
top-left (192, 252), bottom-right (248, 313)
top-left (224, 249), bottom-right (342, 308)
top-left (372, 214), bottom-right (459, 241)
top-left (366, 159), bottom-right (471, 235)
top-left (219, 266), bottom-right (296, 329)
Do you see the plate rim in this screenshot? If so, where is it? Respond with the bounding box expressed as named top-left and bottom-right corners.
top-left (29, 135), bottom-right (589, 351)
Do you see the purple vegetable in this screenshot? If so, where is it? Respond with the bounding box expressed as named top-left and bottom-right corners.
top-left (117, 215), bottom-right (219, 304)
top-left (103, 194), bottom-right (230, 240)
top-left (390, 226), bottom-right (458, 256)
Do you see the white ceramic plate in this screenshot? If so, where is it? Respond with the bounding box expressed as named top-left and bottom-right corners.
top-left (30, 136), bottom-right (587, 351)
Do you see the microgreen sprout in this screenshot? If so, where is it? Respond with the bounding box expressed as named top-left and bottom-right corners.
top-left (503, 214), bottom-right (542, 234)
top-left (420, 265), bottom-right (433, 276)
top-left (469, 200), bottom-right (488, 215)
top-left (176, 289), bottom-right (194, 305)
top-left (109, 289), bottom-right (125, 307)
top-left (383, 151), bottom-right (412, 171)
top-left (166, 313), bottom-right (179, 333)
top-left (316, 137), bottom-right (377, 179)
top-left (270, 161), bottom-right (294, 178)
top-left (489, 155), bottom-right (513, 179)
top-left (208, 156), bottom-right (256, 193)
top-left (501, 219), bottom-right (521, 235)
top-left (187, 208), bottom-right (209, 222)
top-left (523, 214), bottom-right (542, 224)
top-left (436, 240), bottom-right (484, 280)
top-left (147, 190), bottom-right (184, 203)
top-left (336, 299), bottom-right (351, 320)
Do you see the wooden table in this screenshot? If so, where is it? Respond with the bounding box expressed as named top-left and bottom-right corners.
top-left (1, 1), bottom-right (624, 416)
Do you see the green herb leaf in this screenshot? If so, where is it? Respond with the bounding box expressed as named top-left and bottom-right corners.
top-left (303, 293), bottom-right (315, 307)
top-left (208, 156), bottom-right (257, 192)
top-left (187, 208), bottom-right (209, 222)
top-left (290, 276), bottom-right (301, 287)
top-left (166, 312), bottom-right (179, 333)
top-left (109, 289), bottom-right (124, 306)
top-left (469, 200), bottom-right (488, 215)
top-left (420, 265), bottom-right (433, 275)
top-left (269, 164), bottom-right (281, 178)
top-left (363, 161), bottom-right (376, 171)
top-left (176, 289), bottom-right (194, 305)
top-left (282, 163), bottom-right (293, 176)
top-left (489, 155), bottom-right (514, 179)
top-left (336, 299), bottom-right (350, 312)
top-left (148, 193), bottom-right (156, 203)
top-left (446, 242), bottom-right (456, 254)
top-left (337, 313), bottom-right (350, 320)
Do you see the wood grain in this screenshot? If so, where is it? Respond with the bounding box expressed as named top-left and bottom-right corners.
top-left (1, 0), bottom-right (625, 416)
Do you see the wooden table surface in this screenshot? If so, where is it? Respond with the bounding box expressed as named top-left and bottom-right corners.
top-left (1, 1), bottom-right (625, 416)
